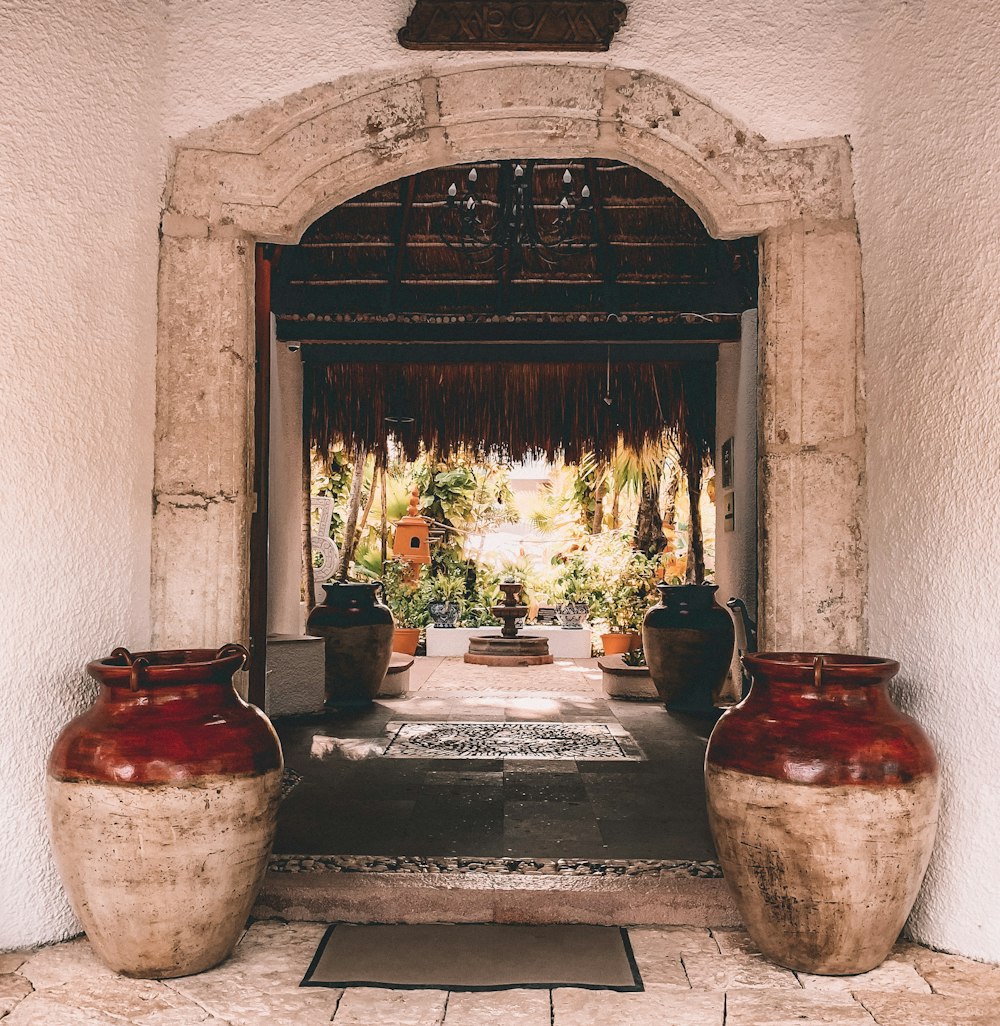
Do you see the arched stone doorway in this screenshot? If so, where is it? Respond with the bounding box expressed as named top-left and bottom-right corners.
top-left (152, 60), bottom-right (865, 655)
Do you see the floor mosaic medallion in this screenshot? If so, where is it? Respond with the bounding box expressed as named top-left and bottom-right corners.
top-left (382, 721), bottom-right (640, 760)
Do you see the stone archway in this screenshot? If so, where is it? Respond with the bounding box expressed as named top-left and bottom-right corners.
top-left (152, 60), bottom-right (865, 654)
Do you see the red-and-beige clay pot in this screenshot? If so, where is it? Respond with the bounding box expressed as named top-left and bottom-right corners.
top-left (705, 652), bottom-right (940, 975)
top-left (46, 645), bottom-right (283, 979)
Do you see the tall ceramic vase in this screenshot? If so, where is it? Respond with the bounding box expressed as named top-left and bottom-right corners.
top-left (307, 580), bottom-right (394, 705)
top-left (46, 645), bottom-right (283, 979)
top-left (705, 652), bottom-right (940, 975)
top-left (642, 583), bottom-right (734, 707)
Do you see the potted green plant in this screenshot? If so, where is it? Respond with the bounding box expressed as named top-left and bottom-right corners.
top-left (426, 570), bottom-right (466, 628)
top-left (381, 558), bottom-right (431, 655)
top-left (552, 556), bottom-right (595, 629)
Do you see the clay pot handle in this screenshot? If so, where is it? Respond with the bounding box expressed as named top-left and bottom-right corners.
top-left (813, 654), bottom-right (825, 690)
top-left (110, 646), bottom-right (134, 666)
top-left (215, 643), bottom-right (250, 672)
top-left (128, 656), bottom-right (150, 693)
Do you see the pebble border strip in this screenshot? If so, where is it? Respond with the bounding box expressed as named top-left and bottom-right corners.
top-left (268, 854), bottom-right (723, 878)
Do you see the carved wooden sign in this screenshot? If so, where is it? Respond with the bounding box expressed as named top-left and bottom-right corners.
top-left (398, 1), bottom-right (628, 51)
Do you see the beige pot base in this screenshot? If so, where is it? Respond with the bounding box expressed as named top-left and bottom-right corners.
top-left (706, 765), bottom-right (939, 975)
top-left (47, 769), bottom-right (282, 978)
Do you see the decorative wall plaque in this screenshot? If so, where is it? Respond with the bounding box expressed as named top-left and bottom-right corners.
top-left (398, 1), bottom-right (628, 51)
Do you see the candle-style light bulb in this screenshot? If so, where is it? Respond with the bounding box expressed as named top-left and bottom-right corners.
top-left (581, 185), bottom-right (591, 199)
top-left (563, 169), bottom-right (573, 185)
top-left (466, 196), bottom-right (476, 209)
top-left (468, 168), bottom-right (478, 183)
top-left (514, 164), bottom-right (524, 177)
top-left (559, 196), bottom-right (570, 208)
top-left (448, 183), bottom-right (458, 197)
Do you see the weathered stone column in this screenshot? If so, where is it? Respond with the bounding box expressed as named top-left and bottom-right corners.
top-left (151, 226), bottom-right (256, 648)
top-left (757, 218), bottom-right (867, 652)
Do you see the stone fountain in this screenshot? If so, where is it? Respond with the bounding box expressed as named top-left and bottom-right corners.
top-left (464, 581), bottom-right (554, 666)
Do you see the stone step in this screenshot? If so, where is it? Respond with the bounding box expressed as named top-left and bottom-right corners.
top-left (253, 862), bottom-right (740, 927)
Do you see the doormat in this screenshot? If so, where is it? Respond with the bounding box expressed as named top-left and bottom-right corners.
top-left (381, 721), bottom-right (641, 760)
top-left (301, 923), bottom-right (643, 991)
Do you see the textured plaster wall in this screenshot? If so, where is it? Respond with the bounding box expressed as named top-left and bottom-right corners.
top-left (0, 2), bottom-right (164, 948)
top-left (162, 0), bottom-right (862, 143)
top-left (3, 0), bottom-right (996, 965)
top-left (855, 3), bottom-right (1000, 962)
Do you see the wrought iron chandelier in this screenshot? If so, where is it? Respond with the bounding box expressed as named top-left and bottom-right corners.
top-left (442, 160), bottom-right (594, 266)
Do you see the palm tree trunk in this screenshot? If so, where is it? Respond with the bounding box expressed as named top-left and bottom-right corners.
top-left (337, 445), bottom-right (368, 582)
top-left (591, 471), bottom-right (607, 534)
top-left (353, 457), bottom-right (377, 554)
top-left (684, 454), bottom-right (706, 584)
top-left (662, 461), bottom-right (681, 531)
top-left (634, 462), bottom-right (665, 558)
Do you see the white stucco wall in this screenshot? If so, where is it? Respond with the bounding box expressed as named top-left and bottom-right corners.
top-left (3, 0), bottom-right (997, 964)
top-left (161, 0), bottom-right (861, 143)
top-left (0, 2), bottom-right (164, 948)
top-left (855, 3), bottom-right (1000, 962)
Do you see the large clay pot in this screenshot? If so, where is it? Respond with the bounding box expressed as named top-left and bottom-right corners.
top-left (307, 580), bottom-right (394, 704)
top-left (705, 652), bottom-right (940, 975)
top-left (46, 645), bottom-right (282, 979)
top-left (642, 583), bottom-right (734, 707)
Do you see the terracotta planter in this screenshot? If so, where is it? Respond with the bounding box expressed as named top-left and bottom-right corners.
top-left (705, 652), bottom-right (940, 975)
top-left (601, 632), bottom-right (632, 655)
top-left (642, 583), bottom-right (734, 707)
top-left (307, 581), bottom-right (394, 704)
top-left (392, 627), bottom-right (421, 656)
top-left (46, 645), bottom-right (282, 979)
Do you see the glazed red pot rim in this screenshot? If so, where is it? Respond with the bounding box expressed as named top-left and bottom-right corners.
top-left (87, 648), bottom-right (248, 688)
top-left (744, 651), bottom-right (900, 685)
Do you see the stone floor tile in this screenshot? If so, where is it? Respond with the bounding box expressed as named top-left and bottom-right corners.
top-left (17, 936), bottom-right (121, 989)
top-left (629, 926), bottom-right (720, 955)
top-left (892, 943), bottom-right (1000, 997)
top-left (681, 952), bottom-right (800, 990)
top-left (2, 992), bottom-right (133, 1025)
top-left (2, 983), bottom-right (224, 1026)
top-left (166, 921), bottom-right (339, 1025)
top-left (856, 991), bottom-right (998, 1025)
top-left (726, 990), bottom-right (876, 1025)
top-left (0, 952), bottom-right (29, 974)
top-left (710, 928), bottom-right (760, 955)
top-left (627, 929), bottom-right (707, 986)
top-left (797, 958), bottom-right (931, 994)
top-left (333, 987), bottom-right (448, 1025)
top-left (552, 987), bottom-right (723, 1026)
top-left (442, 988), bottom-right (550, 1026)
top-left (0, 973), bottom-right (34, 1016)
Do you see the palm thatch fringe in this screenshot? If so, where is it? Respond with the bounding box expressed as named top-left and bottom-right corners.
top-left (306, 360), bottom-right (716, 470)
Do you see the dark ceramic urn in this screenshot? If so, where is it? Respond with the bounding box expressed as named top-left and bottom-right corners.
top-left (307, 581), bottom-right (394, 705)
top-left (705, 652), bottom-right (939, 975)
top-left (641, 583), bottom-right (734, 707)
top-left (46, 646), bottom-right (283, 979)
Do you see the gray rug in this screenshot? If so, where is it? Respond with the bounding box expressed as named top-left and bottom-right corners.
top-left (382, 721), bottom-right (639, 760)
top-left (301, 923), bottom-right (643, 991)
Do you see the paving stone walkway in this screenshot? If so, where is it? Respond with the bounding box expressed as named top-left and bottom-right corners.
top-left (3, 921), bottom-right (999, 1025)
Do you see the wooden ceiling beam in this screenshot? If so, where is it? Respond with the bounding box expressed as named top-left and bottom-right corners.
top-left (278, 316), bottom-right (741, 344)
